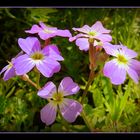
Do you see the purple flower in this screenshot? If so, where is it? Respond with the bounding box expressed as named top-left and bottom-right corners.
top-left (14, 37), bottom-right (64, 78)
top-left (37, 77), bottom-right (82, 125)
top-left (0, 59), bottom-right (16, 81)
top-left (103, 44), bottom-right (140, 85)
top-left (69, 21), bottom-right (112, 51)
top-left (25, 22), bottom-right (72, 40)
top-left (0, 51), bottom-right (23, 81)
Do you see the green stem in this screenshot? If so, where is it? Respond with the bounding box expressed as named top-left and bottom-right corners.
top-left (36, 72), bottom-right (41, 89)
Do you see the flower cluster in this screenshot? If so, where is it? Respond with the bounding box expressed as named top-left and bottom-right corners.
top-left (1, 20), bottom-right (140, 126)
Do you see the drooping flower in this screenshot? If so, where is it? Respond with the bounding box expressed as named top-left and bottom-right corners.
top-left (0, 51), bottom-right (23, 81)
top-left (14, 37), bottom-right (64, 78)
top-left (103, 44), bottom-right (140, 85)
top-left (25, 21), bottom-right (72, 40)
top-left (37, 77), bottom-right (82, 125)
top-left (69, 21), bottom-right (112, 51)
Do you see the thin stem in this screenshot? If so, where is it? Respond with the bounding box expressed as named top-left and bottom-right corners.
top-left (36, 72), bottom-right (41, 89)
top-left (20, 74), bottom-right (41, 90)
top-left (80, 39), bottom-right (96, 104)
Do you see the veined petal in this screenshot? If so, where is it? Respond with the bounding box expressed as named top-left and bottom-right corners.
top-left (3, 67), bottom-right (16, 81)
top-left (91, 21), bottom-right (111, 33)
top-left (122, 47), bottom-right (138, 59)
top-left (58, 77), bottom-right (80, 96)
top-left (18, 37), bottom-right (40, 55)
top-left (36, 58), bottom-right (60, 78)
top-left (129, 59), bottom-right (140, 72)
top-left (14, 54), bottom-right (35, 75)
top-left (69, 33), bottom-right (88, 42)
top-left (127, 67), bottom-right (139, 83)
top-left (59, 98), bottom-right (82, 123)
top-left (56, 29), bottom-right (72, 37)
top-left (76, 38), bottom-right (89, 51)
top-left (103, 43), bottom-right (120, 57)
top-left (103, 59), bottom-right (126, 85)
top-left (94, 34), bottom-right (112, 42)
top-left (72, 25), bottom-right (91, 34)
top-left (37, 81), bottom-right (56, 99)
top-left (25, 24), bottom-right (42, 34)
top-left (42, 44), bottom-right (64, 61)
top-left (40, 102), bottom-right (57, 125)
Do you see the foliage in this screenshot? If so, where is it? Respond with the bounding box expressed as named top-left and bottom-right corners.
top-left (0, 8), bottom-right (140, 132)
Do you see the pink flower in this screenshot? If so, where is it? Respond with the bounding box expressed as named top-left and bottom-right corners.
top-left (25, 22), bottom-right (72, 40)
top-left (69, 21), bottom-right (112, 51)
top-left (14, 37), bottom-right (63, 78)
top-left (103, 44), bottom-right (140, 85)
top-left (37, 77), bottom-right (82, 125)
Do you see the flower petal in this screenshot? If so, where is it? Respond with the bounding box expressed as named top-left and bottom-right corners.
top-left (40, 102), bottom-right (57, 125)
top-left (38, 31), bottom-right (56, 40)
top-left (14, 54), bottom-right (35, 75)
top-left (103, 59), bottom-right (126, 85)
top-left (0, 65), bottom-right (8, 75)
top-left (56, 29), bottom-right (72, 37)
top-left (94, 34), bottom-right (112, 42)
top-left (18, 37), bottom-right (40, 55)
top-left (59, 98), bottom-right (82, 123)
top-left (129, 59), bottom-right (140, 74)
top-left (25, 24), bottom-right (42, 34)
top-left (36, 58), bottom-right (60, 78)
top-left (37, 81), bottom-right (56, 99)
top-left (127, 67), bottom-right (139, 83)
top-left (58, 77), bottom-right (80, 96)
top-left (3, 67), bottom-right (16, 81)
top-left (39, 22), bottom-right (57, 31)
top-left (42, 44), bottom-right (64, 61)
top-left (72, 25), bottom-right (91, 34)
top-left (76, 38), bottom-right (89, 51)
top-left (69, 33), bottom-right (88, 42)
top-left (91, 21), bottom-right (111, 33)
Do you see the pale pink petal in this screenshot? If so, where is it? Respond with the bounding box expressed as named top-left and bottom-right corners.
top-left (40, 102), bottom-right (57, 125)
top-left (0, 65), bottom-right (8, 75)
top-left (127, 67), bottom-right (139, 83)
top-left (103, 59), bottom-right (126, 85)
top-left (25, 24), bottom-right (42, 34)
top-left (58, 77), bottom-right (80, 96)
top-left (91, 21), bottom-right (111, 33)
top-left (94, 34), bottom-right (112, 42)
top-left (18, 37), bottom-right (40, 55)
top-left (42, 44), bottom-right (64, 61)
top-left (59, 98), bottom-right (82, 123)
top-left (56, 29), bottom-right (72, 37)
top-left (36, 58), bottom-right (60, 78)
top-left (72, 25), bottom-right (91, 34)
top-left (69, 33), bottom-right (88, 42)
top-left (76, 38), bottom-right (89, 51)
top-left (14, 54), bottom-right (35, 75)
top-left (38, 31), bottom-right (56, 40)
top-left (37, 81), bottom-right (56, 99)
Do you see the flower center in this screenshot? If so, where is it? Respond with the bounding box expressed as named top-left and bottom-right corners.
top-left (52, 92), bottom-right (64, 104)
top-left (7, 61), bottom-right (13, 69)
top-left (88, 31), bottom-right (97, 36)
top-left (117, 54), bottom-right (128, 64)
top-left (31, 52), bottom-right (44, 60)
top-left (44, 29), bottom-right (55, 34)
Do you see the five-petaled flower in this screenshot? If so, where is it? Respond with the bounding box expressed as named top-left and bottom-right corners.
top-left (14, 37), bottom-right (64, 78)
top-left (25, 21), bottom-right (72, 40)
top-left (103, 44), bottom-right (140, 85)
top-left (69, 21), bottom-right (112, 51)
top-left (37, 77), bottom-right (82, 125)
